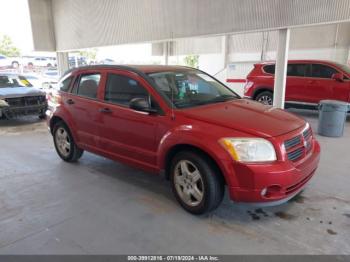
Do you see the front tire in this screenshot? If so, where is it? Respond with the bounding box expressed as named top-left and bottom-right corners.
top-left (170, 151), bottom-right (224, 215)
top-left (39, 114), bottom-right (46, 119)
top-left (53, 121), bottom-right (84, 162)
top-left (255, 91), bottom-right (273, 105)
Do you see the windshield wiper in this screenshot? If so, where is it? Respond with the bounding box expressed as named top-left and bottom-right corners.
top-left (194, 95), bottom-right (237, 106)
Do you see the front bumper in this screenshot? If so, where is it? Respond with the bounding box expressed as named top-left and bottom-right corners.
top-left (0, 103), bottom-right (47, 118)
top-left (227, 139), bottom-right (320, 205)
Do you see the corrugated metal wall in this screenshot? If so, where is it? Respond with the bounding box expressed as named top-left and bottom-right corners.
top-left (28, 0), bottom-right (56, 51)
top-left (29, 0), bottom-right (350, 51)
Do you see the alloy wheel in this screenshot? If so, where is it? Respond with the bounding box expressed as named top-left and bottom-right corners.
top-left (174, 160), bottom-right (204, 207)
top-left (55, 127), bottom-right (71, 157)
top-left (257, 95), bottom-right (273, 105)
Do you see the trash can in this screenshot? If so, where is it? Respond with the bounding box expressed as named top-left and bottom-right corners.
top-left (318, 100), bottom-right (349, 137)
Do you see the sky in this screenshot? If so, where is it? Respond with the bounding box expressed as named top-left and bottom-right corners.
top-left (0, 0), bottom-right (34, 53)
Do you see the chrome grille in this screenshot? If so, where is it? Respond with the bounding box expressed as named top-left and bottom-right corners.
top-left (284, 135), bottom-right (301, 150)
top-left (303, 128), bottom-right (312, 140)
top-left (287, 147), bottom-right (304, 161)
top-left (284, 126), bottom-right (313, 162)
top-left (303, 127), bottom-right (312, 152)
top-left (5, 96), bottom-right (46, 107)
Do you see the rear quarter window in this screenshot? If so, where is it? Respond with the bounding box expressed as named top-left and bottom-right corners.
top-left (59, 76), bottom-right (73, 92)
top-left (263, 65), bottom-right (275, 74)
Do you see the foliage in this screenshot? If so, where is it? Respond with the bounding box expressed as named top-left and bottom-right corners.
top-left (78, 48), bottom-right (98, 60)
top-left (184, 54), bottom-right (199, 68)
top-left (0, 35), bottom-right (20, 57)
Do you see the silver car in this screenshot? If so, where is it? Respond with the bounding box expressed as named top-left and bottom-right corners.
top-left (0, 73), bottom-right (47, 119)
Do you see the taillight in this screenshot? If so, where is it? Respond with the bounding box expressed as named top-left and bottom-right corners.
top-left (48, 91), bottom-right (62, 107)
top-left (244, 81), bottom-right (254, 93)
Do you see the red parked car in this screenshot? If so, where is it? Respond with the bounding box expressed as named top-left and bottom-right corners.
top-left (47, 65), bottom-right (320, 214)
top-left (244, 60), bottom-right (350, 107)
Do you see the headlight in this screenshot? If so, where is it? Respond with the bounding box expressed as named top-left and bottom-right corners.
top-left (219, 138), bottom-right (277, 162)
top-left (0, 99), bottom-right (9, 107)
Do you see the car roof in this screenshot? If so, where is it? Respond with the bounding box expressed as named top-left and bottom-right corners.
top-left (66, 64), bottom-right (195, 76)
top-left (258, 59), bottom-right (340, 65)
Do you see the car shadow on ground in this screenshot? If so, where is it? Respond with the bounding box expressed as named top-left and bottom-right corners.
top-left (77, 151), bottom-right (304, 225)
top-left (84, 155), bottom-right (346, 244)
top-left (0, 115), bottom-right (44, 127)
top-left (0, 116), bottom-right (46, 134)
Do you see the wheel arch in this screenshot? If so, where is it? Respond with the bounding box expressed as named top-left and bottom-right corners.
top-left (163, 144), bottom-right (227, 185)
top-left (49, 115), bottom-right (65, 135)
top-left (252, 87), bottom-right (273, 100)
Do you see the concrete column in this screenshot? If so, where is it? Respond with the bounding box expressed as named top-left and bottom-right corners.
top-left (273, 28), bottom-right (290, 109)
top-left (221, 35), bottom-right (229, 70)
top-left (163, 42), bottom-right (169, 65)
top-left (57, 52), bottom-right (69, 77)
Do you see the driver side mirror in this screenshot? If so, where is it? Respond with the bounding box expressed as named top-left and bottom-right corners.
top-left (129, 97), bottom-right (158, 114)
top-left (332, 73), bottom-right (344, 82)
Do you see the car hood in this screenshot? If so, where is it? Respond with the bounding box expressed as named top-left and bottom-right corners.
top-left (0, 87), bottom-right (45, 99)
top-left (180, 99), bottom-right (305, 138)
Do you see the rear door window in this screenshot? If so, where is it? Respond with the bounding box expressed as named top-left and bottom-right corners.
top-left (287, 64), bottom-right (308, 77)
top-left (311, 64), bottom-right (338, 79)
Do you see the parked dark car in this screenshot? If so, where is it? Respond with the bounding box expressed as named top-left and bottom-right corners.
top-left (0, 73), bottom-right (47, 119)
top-left (244, 60), bottom-right (350, 108)
top-left (47, 65), bottom-right (320, 214)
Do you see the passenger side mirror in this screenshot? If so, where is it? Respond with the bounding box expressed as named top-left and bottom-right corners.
top-left (332, 73), bottom-right (344, 82)
top-left (129, 98), bottom-right (158, 114)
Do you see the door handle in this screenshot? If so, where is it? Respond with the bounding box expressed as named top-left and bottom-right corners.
top-left (66, 99), bottom-right (75, 105)
top-left (99, 107), bottom-right (113, 113)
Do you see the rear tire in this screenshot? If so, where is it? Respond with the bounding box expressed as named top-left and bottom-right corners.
top-left (255, 91), bottom-right (273, 105)
top-left (170, 151), bottom-right (224, 215)
top-left (53, 121), bottom-right (84, 162)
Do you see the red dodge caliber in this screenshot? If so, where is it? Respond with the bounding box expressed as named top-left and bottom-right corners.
top-left (47, 65), bottom-right (320, 214)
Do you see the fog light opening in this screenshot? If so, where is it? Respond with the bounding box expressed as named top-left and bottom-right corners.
top-left (264, 185), bottom-right (282, 198)
top-left (261, 187), bottom-right (267, 197)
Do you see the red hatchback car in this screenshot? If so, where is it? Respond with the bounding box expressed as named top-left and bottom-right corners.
top-left (244, 60), bottom-right (350, 107)
top-left (47, 65), bottom-right (320, 214)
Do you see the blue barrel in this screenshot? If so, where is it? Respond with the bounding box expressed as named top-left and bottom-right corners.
top-left (318, 100), bottom-right (349, 137)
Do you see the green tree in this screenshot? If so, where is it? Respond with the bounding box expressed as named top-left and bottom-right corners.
top-left (0, 35), bottom-right (20, 57)
top-left (78, 48), bottom-right (97, 60)
top-left (184, 54), bottom-right (199, 68)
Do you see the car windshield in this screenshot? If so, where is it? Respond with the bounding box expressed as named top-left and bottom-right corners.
top-left (148, 70), bottom-right (240, 109)
top-left (0, 75), bottom-right (32, 88)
